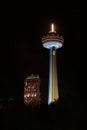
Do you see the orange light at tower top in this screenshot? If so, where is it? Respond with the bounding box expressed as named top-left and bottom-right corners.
top-left (49, 23), bottom-right (56, 33)
top-left (51, 24), bottom-right (54, 32)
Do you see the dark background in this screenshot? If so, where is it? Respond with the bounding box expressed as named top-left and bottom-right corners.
top-left (0, 2), bottom-right (86, 129)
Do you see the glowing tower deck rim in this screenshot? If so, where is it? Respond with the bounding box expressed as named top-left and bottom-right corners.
top-left (42, 34), bottom-right (64, 49)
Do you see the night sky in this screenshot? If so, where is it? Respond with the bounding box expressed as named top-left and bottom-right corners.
top-left (0, 4), bottom-right (86, 124)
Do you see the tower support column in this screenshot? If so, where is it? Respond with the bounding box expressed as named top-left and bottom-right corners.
top-left (48, 47), bottom-right (59, 105)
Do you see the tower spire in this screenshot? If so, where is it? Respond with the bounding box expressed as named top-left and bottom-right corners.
top-left (49, 23), bottom-right (56, 33)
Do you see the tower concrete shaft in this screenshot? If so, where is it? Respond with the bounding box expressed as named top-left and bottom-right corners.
top-left (48, 47), bottom-right (59, 105)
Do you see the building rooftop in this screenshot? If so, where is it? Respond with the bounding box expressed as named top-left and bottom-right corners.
top-left (25, 74), bottom-right (40, 80)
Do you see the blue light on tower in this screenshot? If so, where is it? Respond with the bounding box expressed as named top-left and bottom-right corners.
top-left (42, 24), bottom-right (64, 105)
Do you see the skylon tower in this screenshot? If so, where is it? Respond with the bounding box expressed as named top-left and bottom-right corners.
top-left (42, 24), bottom-right (64, 105)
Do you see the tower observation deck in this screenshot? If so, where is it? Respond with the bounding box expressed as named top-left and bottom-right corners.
top-left (42, 24), bottom-right (64, 105)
